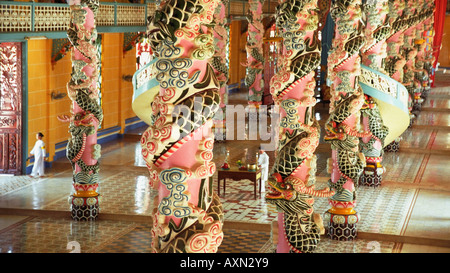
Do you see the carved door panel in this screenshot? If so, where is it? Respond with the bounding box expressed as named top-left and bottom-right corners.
top-left (0, 42), bottom-right (22, 175)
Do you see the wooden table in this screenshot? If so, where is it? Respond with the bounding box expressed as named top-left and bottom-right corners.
top-left (217, 168), bottom-right (262, 199)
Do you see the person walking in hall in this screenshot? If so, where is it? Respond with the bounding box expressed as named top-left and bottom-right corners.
top-left (28, 132), bottom-right (46, 178)
top-left (258, 146), bottom-right (269, 192)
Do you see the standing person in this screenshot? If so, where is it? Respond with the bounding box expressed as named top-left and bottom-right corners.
top-left (258, 146), bottom-right (269, 192)
top-left (240, 148), bottom-right (248, 166)
top-left (29, 132), bottom-right (46, 177)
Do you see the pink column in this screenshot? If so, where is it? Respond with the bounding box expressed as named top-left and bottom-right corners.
top-left (411, 0), bottom-right (436, 109)
top-left (401, 0), bottom-right (423, 123)
top-left (244, 0), bottom-right (265, 106)
top-left (61, 0), bottom-right (102, 221)
top-left (144, 0), bottom-right (223, 253)
top-left (359, 0), bottom-right (390, 187)
top-left (383, 0), bottom-right (408, 152)
top-left (211, 0), bottom-right (230, 141)
top-left (267, 0), bottom-right (334, 253)
top-left (323, 0), bottom-right (366, 241)
top-left (419, 0), bottom-right (436, 98)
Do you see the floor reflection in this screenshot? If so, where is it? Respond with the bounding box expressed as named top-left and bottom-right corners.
top-left (134, 142), bottom-right (146, 167)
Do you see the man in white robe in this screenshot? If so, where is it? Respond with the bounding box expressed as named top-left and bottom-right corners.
top-left (258, 147), bottom-right (269, 192)
top-left (29, 132), bottom-right (46, 177)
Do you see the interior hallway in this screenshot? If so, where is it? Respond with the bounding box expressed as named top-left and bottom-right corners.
top-left (0, 71), bottom-right (449, 253)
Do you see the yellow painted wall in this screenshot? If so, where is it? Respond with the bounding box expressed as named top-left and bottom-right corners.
top-left (101, 33), bottom-right (122, 130)
top-left (121, 47), bottom-right (138, 124)
top-left (49, 47), bottom-right (73, 148)
top-left (27, 39), bottom-right (52, 158)
top-left (438, 15), bottom-right (450, 67)
top-left (26, 33), bottom-right (138, 162)
top-left (101, 33), bottom-right (137, 131)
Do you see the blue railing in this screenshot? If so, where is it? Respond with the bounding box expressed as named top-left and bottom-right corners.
top-left (132, 58), bottom-right (159, 125)
top-left (359, 64), bottom-right (410, 146)
top-left (0, 1), bottom-right (154, 40)
top-left (359, 65), bottom-right (409, 115)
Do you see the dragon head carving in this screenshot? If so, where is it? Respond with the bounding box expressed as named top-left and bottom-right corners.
top-left (266, 173), bottom-right (298, 203)
top-left (266, 173), bottom-right (334, 214)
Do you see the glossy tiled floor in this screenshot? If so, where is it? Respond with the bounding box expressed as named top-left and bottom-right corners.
top-left (1, 71), bottom-right (450, 253)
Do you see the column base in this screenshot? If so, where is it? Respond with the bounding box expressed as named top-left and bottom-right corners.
top-left (360, 172), bottom-right (382, 187)
top-left (69, 195), bottom-right (100, 221)
top-left (412, 101), bottom-right (422, 112)
top-left (384, 140), bottom-right (400, 152)
top-left (323, 211), bottom-right (359, 241)
top-left (409, 113), bottom-right (415, 127)
top-left (422, 87), bottom-right (430, 99)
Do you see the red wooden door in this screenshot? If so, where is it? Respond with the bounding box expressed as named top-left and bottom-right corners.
top-left (0, 42), bottom-right (23, 175)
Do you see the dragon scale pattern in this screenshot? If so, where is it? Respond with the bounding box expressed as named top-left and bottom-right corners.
top-left (143, 0), bottom-right (224, 253)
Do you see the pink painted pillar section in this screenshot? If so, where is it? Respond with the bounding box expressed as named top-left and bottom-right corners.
top-left (64, 0), bottom-right (102, 221)
top-left (324, 0), bottom-right (365, 241)
top-left (144, 0), bottom-right (223, 253)
top-left (245, 0), bottom-right (265, 105)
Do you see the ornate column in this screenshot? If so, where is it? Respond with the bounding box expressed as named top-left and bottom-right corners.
top-left (267, 0), bottom-right (335, 253)
top-left (244, 0), bottom-right (265, 106)
top-left (60, 0), bottom-right (102, 221)
top-left (211, 0), bottom-right (230, 141)
top-left (385, 0), bottom-right (407, 83)
top-left (408, 0), bottom-right (425, 113)
top-left (383, 0), bottom-right (407, 152)
top-left (144, 0), bottom-right (224, 253)
top-left (413, 1), bottom-right (435, 105)
top-left (358, 0), bottom-right (390, 187)
top-left (401, 0), bottom-right (420, 125)
top-left (323, 0), bottom-right (366, 241)
top-left (418, 0), bottom-right (436, 99)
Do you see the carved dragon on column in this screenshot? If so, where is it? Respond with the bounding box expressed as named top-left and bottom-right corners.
top-left (244, 0), bottom-right (265, 105)
top-left (401, 0), bottom-right (424, 124)
top-left (412, 0), bottom-right (435, 110)
top-left (211, 0), bottom-right (229, 141)
top-left (323, 0), bottom-right (366, 240)
top-left (383, 0), bottom-right (408, 152)
top-left (358, 0), bottom-right (390, 187)
top-left (417, 0), bottom-right (435, 99)
top-left (59, 0), bottom-right (103, 220)
top-left (143, 0), bottom-right (224, 253)
top-left (267, 0), bottom-right (335, 253)
top-left (384, 0), bottom-right (407, 83)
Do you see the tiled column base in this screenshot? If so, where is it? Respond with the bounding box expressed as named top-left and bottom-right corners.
top-left (359, 158), bottom-right (383, 187)
top-left (384, 140), bottom-right (400, 152)
top-left (69, 195), bottom-right (100, 221)
top-left (421, 87), bottom-right (430, 99)
top-left (323, 211), bottom-right (359, 241)
top-left (360, 173), bottom-right (382, 187)
top-left (413, 101), bottom-right (422, 112)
